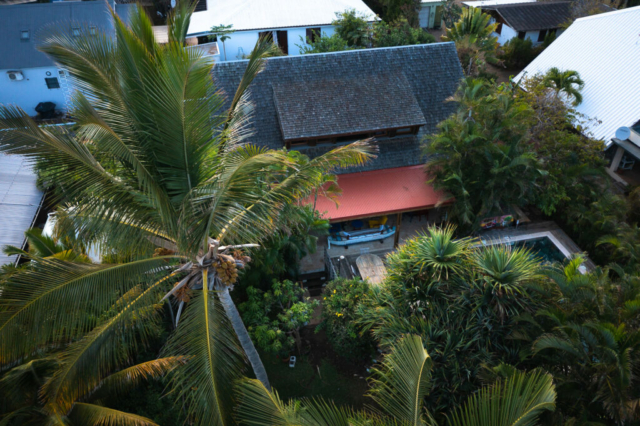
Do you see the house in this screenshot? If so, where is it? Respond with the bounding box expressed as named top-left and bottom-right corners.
top-left (185, 0), bottom-right (376, 60)
top-left (213, 43), bottom-right (463, 250)
top-left (419, 0), bottom-right (444, 29)
top-left (0, 0), bottom-right (135, 117)
top-left (477, 1), bottom-right (571, 45)
top-left (515, 6), bottom-right (640, 186)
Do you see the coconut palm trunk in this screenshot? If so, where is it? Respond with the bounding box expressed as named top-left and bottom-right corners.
top-left (218, 284), bottom-right (270, 389)
top-left (0, 2), bottom-right (374, 423)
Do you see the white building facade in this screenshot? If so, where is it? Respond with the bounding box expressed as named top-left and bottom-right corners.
top-left (185, 0), bottom-right (375, 61)
top-left (0, 1), bottom-right (134, 117)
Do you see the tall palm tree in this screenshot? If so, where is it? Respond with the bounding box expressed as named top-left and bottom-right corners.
top-left (542, 68), bottom-right (585, 106)
top-left (0, 2), bottom-right (374, 424)
top-left (236, 334), bottom-right (557, 425)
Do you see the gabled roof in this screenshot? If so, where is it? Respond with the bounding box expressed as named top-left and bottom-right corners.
top-left (272, 72), bottom-right (426, 141)
top-left (485, 1), bottom-right (571, 31)
top-left (0, 1), bottom-right (134, 70)
top-left (515, 6), bottom-right (640, 144)
top-left (187, 0), bottom-right (376, 35)
top-left (212, 43), bottom-right (463, 173)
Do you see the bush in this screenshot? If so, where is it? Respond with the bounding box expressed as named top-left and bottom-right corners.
top-left (373, 18), bottom-right (435, 47)
top-left (317, 278), bottom-right (375, 359)
top-left (498, 37), bottom-right (539, 69)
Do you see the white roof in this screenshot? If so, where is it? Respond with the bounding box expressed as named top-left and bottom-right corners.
top-left (0, 154), bottom-right (44, 266)
top-left (188, 0), bottom-right (376, 35)
top-left (515, 6), bottom-right (640, 144)
top-left (462, 0), bottom-right (536, 8)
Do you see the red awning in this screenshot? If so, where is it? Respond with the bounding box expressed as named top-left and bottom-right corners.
top-left (309, 165), bottom-right (449, 222)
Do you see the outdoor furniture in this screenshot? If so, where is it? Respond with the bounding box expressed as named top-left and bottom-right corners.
top-left (368, 216), bottom-right (388, 228)
top-left (356, 253), bottom-right (387, 286)
top-left (327, 225), bottom-right (396, 249)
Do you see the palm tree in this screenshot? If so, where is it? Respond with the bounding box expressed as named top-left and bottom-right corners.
top-left (441, 8), bottom-right (499, 74)
top-left (542, 68), bottom-right (585, 106)
top-left (3, 227), bottom-right (90, 263)
top-left (0, 2), bottom-right (374, 424)
top-left (236, 334), bottom-right (557, 425)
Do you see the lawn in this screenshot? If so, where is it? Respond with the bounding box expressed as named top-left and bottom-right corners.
top-left (260, 327), bottom-right (371, 408)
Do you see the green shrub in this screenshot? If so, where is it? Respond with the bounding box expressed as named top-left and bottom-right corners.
top-left (498, 37), bottom-right (539, 69)
top-left (317, 278), bottom-right (375, 359)
top-left (373, 18), bottom-right (435, 47)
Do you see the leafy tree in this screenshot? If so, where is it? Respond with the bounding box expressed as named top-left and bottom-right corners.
top-left (373, 17), bottom-right (436, 47)
top-left (3, 227), bottom-right (90, 263)
top-left (239, 280), bottom-right (318, 356)
top-left (377, 0), bottom-right (422, 25)
top-left (0, 3), bottom-right (374, 425)
top-left (297, 32), bottom-right (355, 54)
top-left (316, 278), bottom-right (375, 359)
top-left (425, 78), bottom-right (544, 227)
top-left (235, 334), bottom-right (557, 426)
top-left (333, 9), bottom-right (372, 47)
top-left (542, 67), bottom-right (585, 106)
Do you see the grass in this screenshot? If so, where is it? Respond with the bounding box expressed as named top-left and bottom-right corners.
top-left (262, 354), bottom-right (370, 408)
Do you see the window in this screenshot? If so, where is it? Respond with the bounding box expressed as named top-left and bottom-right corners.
top-left (194, 0), bottom-right (207, 12)
top-left (72, 28), bottom-right (81, 37)
top-left (20, 30), bottom-right (30, 41)
top-left (517, 31), bottom-right (526, 40)
top-left (394, 127), bottom-right (413, 135)
top-left (537, 29), bottom-right (547, 42)
top-left (372, 130), bottom-right (388, 137)
top-left (495, 22), bottom-right (503, 35)
top-left (258, 31), bottom-right (273, 43)
top-left (306, 27), bottom-right (321, 43)
top-left (89, 26), bottom-right (97, 36)
top-left (45, 77), bottom-right (60, 89)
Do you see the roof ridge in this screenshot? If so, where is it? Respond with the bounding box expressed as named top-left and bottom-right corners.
top-left (491, 1), bottom-right (570, 8)
top-left (218, 42), bottom-right (455, 65)
top-left (573, 4), bottom-right (640, 22)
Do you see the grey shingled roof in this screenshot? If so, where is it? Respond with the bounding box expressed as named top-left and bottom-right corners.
top-left (486, 2), bottom-right (572, 31)
top-left (0, 1), bottom-right (134, 70)
top-left (272, 72), bottom-right (427, 141)
top-left (213, 43), bottom-right (463, 173)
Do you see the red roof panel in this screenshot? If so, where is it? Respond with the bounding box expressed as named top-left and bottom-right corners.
top-left (309, 165), bottom-right (449, 221)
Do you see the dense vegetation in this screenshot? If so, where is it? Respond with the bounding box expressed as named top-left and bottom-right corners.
top-left (299, 9), bottom-right (435, 54)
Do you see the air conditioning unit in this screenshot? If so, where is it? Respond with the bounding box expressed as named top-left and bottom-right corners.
top-left (7, 71), bottom-right (24, 81)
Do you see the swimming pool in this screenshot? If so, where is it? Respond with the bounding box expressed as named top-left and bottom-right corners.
top-left (516, 237), bottom-right (566, 264)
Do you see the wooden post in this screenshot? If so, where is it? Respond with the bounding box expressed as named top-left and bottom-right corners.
top-left (609, 146), bottom-right (625, 172)
top-left (393, 213), bottom-right (402, 248)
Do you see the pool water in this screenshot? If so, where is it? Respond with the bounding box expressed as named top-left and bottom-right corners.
top-left (515, 237), bottom-right (566, 264)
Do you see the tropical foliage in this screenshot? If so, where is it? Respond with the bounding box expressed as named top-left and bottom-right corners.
top-left (316, 278), bottom-right (375, 359)
top-left (235, 334), bottom-right (557, 426)
top-left (0, 3), bottom-right (373, 425)
top-left (441, 8), bottom-right (499, 76)
top-left (239, 279), bottom-right (318, 356)
top-left (542, 67), bottom-right (586, 106)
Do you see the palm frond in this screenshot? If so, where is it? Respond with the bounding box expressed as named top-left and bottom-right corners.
top-left (367, 334), bottom-right (435, 425)
top-left (69, 403), bottom-right (159, 426)
top-left (446, 370), bottom-right (556, 426)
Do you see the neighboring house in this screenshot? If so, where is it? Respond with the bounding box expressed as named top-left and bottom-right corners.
top-left (419, 0), bottom-right (444, 29)
top-left (0, 0), bottom-right (135, 117)
top-left (186, 0), bottom-right (376, 60)
top-left (515, 6), bottom-right (640, 186)
top-left (213, 43), bottom-right (463, 229)
top-left (480, 1), bottom-right (571, 45)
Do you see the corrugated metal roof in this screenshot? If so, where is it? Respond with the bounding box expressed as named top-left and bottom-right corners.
top-left (188, 0), bottom-right (376, 35)
top-left (0, 153), bottom-right (44, 266)
top-left (0, 2), bottom-right (134, 70)
top-left (462, 0), bottom-right (536, 8)
top-left (515, 6), bottom-right (640, 144)
top-left (311, 165), bottom-right (448, 221)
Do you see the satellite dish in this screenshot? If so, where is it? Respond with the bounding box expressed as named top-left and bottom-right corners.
top-left (616, 127), bottom-right (631, 141)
